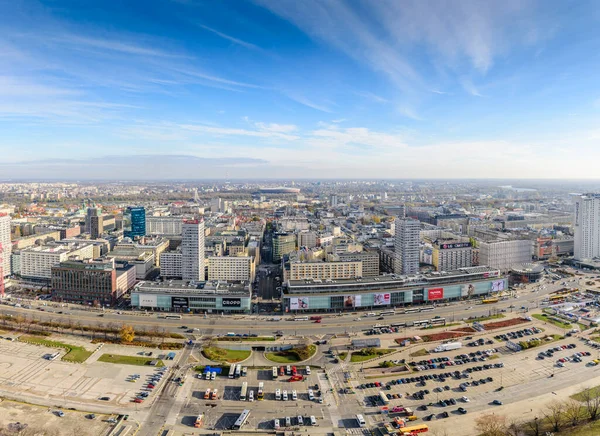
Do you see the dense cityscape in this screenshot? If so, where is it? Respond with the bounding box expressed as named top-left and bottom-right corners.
top-left (2, 0), bottom-right (600, 435)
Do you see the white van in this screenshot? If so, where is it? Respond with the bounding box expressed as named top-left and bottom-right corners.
top-left (285, 416), bottom-right (291, 427)
top-left (275, 389), bottom-right (281, 401)
top-left (310, 416), bottom-right (317, 426)
top-left (274, 419), bottom-right (280, 430)
top-left (297, 416), bottom-right (304, 426)
top-left (283, 390), bottom-right (288, 401)
top-left (249, 390), bottom-right (254, 402)
top-left (305, 366), bottom-right (311, 375)
top-left (308, 389), bottom-right (314, 400)
top-left (356, 414), bottom-right (366, 427)
top-left (367, 312), bottom-right (376, 317)
top-left (292, 390), bottom-right (297, 401)
top-left (210, 371), bottom-right (216, 380)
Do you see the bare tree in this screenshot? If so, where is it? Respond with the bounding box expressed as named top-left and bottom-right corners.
top-left (474, 413), bottom-right (507, 436)
top-left (580, 387), bottom-right (600, 421)
top-left (505, 418), bottom-right (524, 436)
top-left (106, 322), bottom-right (117, 340)
top-left (544, 400), bottom-right (565, 432)
top-left (564, 398), bottom-right (584, 427)
top-left (523, 416), bottom-right (542, 436)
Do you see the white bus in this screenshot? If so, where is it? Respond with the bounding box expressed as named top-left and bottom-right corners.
top-left (379, 391), bottom-right (389, 405)
top-left (232, 410), bottom-right (251, 430)
top-left (403, 308), bottom-right (420, 314)
top-left (240, 382), bottom-right (248, 401)
top-left (257, 382), bottom-right (264, 400)
top-left (234, 364), bottom-right (241, 378)
top-left (165, 315), bottom-right (182, 319)
top-left (229, 364), bottom-right (236, 379)
top-left (379, 310), bottom-right (395, 316)
top-left (294, 317), bottom-right (308, 321)
top-left (272, 366), bottom-right (278, 379)
top-left (413, 319), bottom-right (430, 327)
top-left (420, 306), bottom-right (435, 312)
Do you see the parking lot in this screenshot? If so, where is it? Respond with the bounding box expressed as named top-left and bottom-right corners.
top-left (0, 336), bottom-right (174, 408)
top-left (175, 366), bottom-right (335, 432)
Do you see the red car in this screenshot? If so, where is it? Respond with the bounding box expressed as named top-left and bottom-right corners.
top-left (133, 398), bottom-right (143, 403)
top-left (147, 384), bottom-right (155, 389)
top-left (374, 382), bottom-right (381, 387)
top-left (314, 319), bottom-right (322, 323)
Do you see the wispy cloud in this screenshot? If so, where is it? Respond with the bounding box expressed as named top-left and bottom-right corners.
top-left (460, 78), bottom-right (484, 97)
top-left (197, 24), bottom-right (263, 52)
top-left (354, 91), bottom-right (389, 103)
top-left (283, 92), bottom-right (333, 113)
top-left (178, 123), bottom-right (299, 141)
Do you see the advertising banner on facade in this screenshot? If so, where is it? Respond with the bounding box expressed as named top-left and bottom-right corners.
top-left (373, 293), bottom-right (391, 306)
top-left (428, 288), bottom-right (444, 300)
top-left (290, 297), bottom-right (309, 310)
top-left (139, 294), bottom-right (157, 307)
top-left (461, 284), bottom-right (476, 297)
top-left (491, 280), bottom-right (505, 292)
top-left (172, 296), bottom-right (189, 308)
top-left (483, 271), bottom-right (500, 278)
top-left (344, 295), bottom-right (362, 308)
top-left (222, 298), bottom-right (241, 307)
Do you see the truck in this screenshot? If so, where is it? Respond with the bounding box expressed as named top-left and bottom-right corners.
top-left (433, 342), bottom-right (462, 353)
top-left (390, 406), bottom-right (413, 416)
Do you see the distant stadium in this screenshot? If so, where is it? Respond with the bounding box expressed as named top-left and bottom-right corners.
top-left (257, 187), bottom-right (300, 194)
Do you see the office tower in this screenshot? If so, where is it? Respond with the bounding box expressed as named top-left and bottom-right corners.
top-left (330, 194), bottom-right (338, 207)
top-left (87, 208), bottom-right (103, 239)
top-left (182, 219), bottom-right (205, 281)
top-left (0, 213), bottom-right (11, 279)
top-left (272, 232), bottom-right (296, 263)
top-left (211, 198), bottom-right (222, 213)
top-left (123, 206), bottom-right (146, 239)
top-left (394, 218), bottom-right (420, 275)
top-left (574, 194), bottom-right (600, 260)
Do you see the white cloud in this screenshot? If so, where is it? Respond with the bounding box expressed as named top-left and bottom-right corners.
top-left (254, 122), bottom-right (298, 133)
top-left (197, 24), bottom-right (264, 52)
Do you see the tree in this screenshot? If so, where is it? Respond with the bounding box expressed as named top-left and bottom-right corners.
top-left (505, 418), bottom-right (524, 436)
top-left (119, 324), bottom-right (135, 343)
top-left (543, 400), bottom-right (565, 432)
top-left (474, 413), bottom-right (507, 436)
top-left (580, 387), bottom-right (600, 421)
top-left (523, 416), bottom-right (542, 436)
top-left (564, 398), bottom-right (583, 427)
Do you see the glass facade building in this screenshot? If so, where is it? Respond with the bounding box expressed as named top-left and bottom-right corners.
top-left (123, 207), bottom-right (146, 239)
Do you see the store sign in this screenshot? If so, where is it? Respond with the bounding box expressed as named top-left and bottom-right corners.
top-left (222, 298), bottom-right (241, 307)
top-left (428, 288), bottom-right (444, 300)
top-left (139, 294), bottom-right (157, 307)
top-left (172, 297), bottom-right (189, 308)
top-left (440, 242), bottom-right (471, 249)
top-left (373, 293), bottom-right (391, 306)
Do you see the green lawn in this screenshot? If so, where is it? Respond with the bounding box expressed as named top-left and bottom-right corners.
top-left (338, 352), bottom-right (348, 361)
top-left (569, 420), bottom-right (600, 436)
top-left (98, 354), bottom-right (164, 367)
top-left (265, 345), bottom-right (317, 363)
top-left (217, 336), bottom-right (276, 342)
top-left (533, 313), bottom-right (572, 329)
top-left (571, 385), bottom-right (600, 402)
top-left (469, 314), bottom-right (506, 323)
top-left (202, 347), bottom-right (251, 363)
top-left (350, 348), bottom-right (394, 363)
top-left (409, 348), bottom-right (430, 357)
top-left (19, 336), bottom-right (93, 363)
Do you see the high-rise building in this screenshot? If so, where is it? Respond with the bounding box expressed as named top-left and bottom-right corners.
top-left (88, 208), bottom-right (104, 239)
top-left (182, 219), bottom-right (205, 281)
top-left (330, 194), bottom-right (339, 207)
top-left (0, 214), bottom-right (11, 278)
top-left (394, 218), bottom-right (420, 275)
top-left (478, 239), bottom-right (532, 272)
top-left (272, 232), bottom-right (296, 263)
top-left (147, 216), bottom-right (183, 235)
top-left (123, 207), bottom-right (146, 239)
top-left (432, 241), bottom-right (473, 272)
top-left (574, 194), bottom-right (600, 261)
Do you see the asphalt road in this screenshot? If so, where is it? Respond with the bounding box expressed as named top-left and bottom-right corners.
top-left (0, 279), bottom-right (566, 337)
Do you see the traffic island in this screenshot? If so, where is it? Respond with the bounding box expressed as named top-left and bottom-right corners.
top-left (264, 345), bottom-right (317, 363)
top-left (201, 347), bottom-right (251, 363)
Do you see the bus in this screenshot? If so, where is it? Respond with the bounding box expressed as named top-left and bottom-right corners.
top-left (165, 315), bottom-right (182, 319)
top-left (413, 320), bottom-right (430, 327)
top-left (482, 298), bottom-right (499, 304)
top-left (379, 391), bottom-right (390, 405)
top-left (380, 310), bottom-right (396, 316)
top-left (419, 306), bottom-right (435, 312)
top-left (203, 388), bottom-right (211, 399)
top-left (404, 308), bottom-right (420, 314)
top-left (294, 317), bottom-right (308, 321)
top-left (257, 382), bottom-right (264, 400)
top-left (398, 424), bottom-right (428, 434)
top-left (430, 318), bottom-right (446, 325)
top-left (229, 364), bottom-right (236, 379)
top-left (272, 366), bottom-right (278, 379)
top-left (391, 322), bottom-right (406, 328)
top-left (234, 364), bottom-right (241, 378)
top-left (232, 410), bottom-right (251, 430)
top-left (194, 413), bottom-right (204, 428)
top-left (240, 382), bottom-right (248, 401)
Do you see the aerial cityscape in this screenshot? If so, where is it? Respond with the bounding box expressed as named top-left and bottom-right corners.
top-left (2, 1), bottom-right (600, 436)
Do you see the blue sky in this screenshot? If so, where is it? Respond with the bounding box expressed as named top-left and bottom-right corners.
top-left (1, 0), bottom-right (600, 179)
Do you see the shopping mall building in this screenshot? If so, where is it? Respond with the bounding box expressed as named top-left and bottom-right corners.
top-left (282, 266), bottom-right (507, 313)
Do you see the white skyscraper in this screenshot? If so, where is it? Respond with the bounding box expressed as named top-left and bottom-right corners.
top-left (394, 218), bottom-right (420, 275)
top-left (0, 214), bottom-right (11, 278)
top-left (182, 219), bottom-right (205, 281)
top-left (574, 194), bottom-right (600, 261)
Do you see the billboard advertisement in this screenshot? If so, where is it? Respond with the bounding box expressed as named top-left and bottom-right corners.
top-left (428, 288), bottom-right (444, 300)
top-left (172, 296), bottom-right (189, 308)
top-left (461, 284), bottom-right (475, 298)
top-left (344, 295), bottom-right (362, 308)
top-left (440, 242), bottom-right (471, 249)
top-left (483, 271), bottom-right (500, 278)
top-left (373, 293), bottom-right (391, 306)
top-left (491, 280), bottom-right (505, 292)
top-left (139, 294), bottom-right (157, 307)
top-left (290, 297), bottom-right (309, 310)
top-left (222, 298), bottom-right (241, 307)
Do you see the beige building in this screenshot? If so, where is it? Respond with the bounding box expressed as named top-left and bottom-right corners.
top-left (287, 260), bottom-right (362, 281)
top-left (21, 243), bottom-right (95, 280)
top-left (208, 256), bottom-right (255, 282)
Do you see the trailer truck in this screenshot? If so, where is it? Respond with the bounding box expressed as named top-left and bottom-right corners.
top-left (433, 342), bottom-right (462, 352)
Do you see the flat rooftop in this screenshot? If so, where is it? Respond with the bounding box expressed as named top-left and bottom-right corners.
top-left (135, 280), bottom-right (250, 296)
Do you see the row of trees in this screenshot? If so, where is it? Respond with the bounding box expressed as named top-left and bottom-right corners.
top-left (474, 388), bottom-right (600, 436)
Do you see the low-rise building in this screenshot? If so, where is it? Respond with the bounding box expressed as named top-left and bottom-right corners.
top-left (160, 251), bottom-right (183, 278)
top-left (20, 242), bottom-right (95, 281)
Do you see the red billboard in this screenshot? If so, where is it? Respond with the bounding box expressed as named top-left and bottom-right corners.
top-left (428, 288), bottom-right (444, 300)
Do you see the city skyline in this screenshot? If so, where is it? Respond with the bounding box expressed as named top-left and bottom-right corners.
top-left (2, 1), bottom-right (600, 179)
